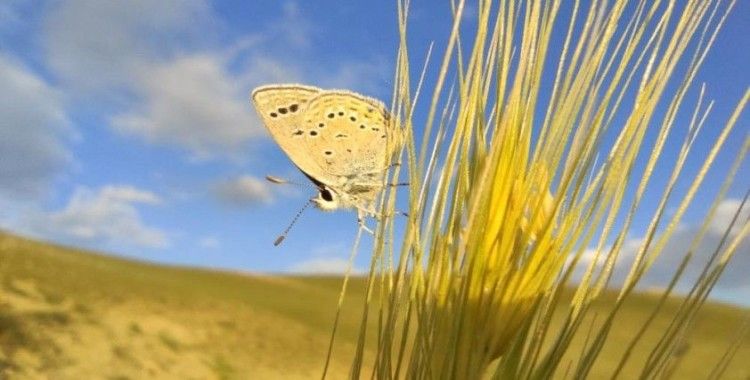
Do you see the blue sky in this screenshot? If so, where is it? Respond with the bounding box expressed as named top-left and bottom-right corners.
top-left (0, 1), bottom-right (748, 304)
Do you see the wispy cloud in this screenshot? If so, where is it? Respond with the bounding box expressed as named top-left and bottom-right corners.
top-left (288, 257), bottom-right (358, 274)
top-left (38, 0), bottom-right (390, 160)
top-left (273, 1), bottom-right (313, 49)
top-left (110, 55), bottom-right (262, 159)
top-left (214, 175), bottom-right (275, 205)
top-left (576, 199), bottom-right (750, 301)
top-left (198, 236), bottom-right (220, 249)
top-left (42, 0), bottom-right (215, 94)
top-left (0, 53), bottom-right (74, 199)
top-left (318, 57), bottom-right (392, 96)
top-left (40, 0), bottom-right (264, 160)
top-left (21, 185), bottom-right (170, 249)
top-left (287, 243), bottom-right (363, 274)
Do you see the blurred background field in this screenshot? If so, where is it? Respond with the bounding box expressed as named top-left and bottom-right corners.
top-left (0, 230), bottom-right (747, 379)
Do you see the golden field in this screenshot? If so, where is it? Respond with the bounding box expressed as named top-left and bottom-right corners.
top-left (0, 231), bottom-right (747, 379)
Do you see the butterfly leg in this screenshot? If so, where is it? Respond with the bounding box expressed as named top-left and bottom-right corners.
top-left (357, 209), bottom-right (375, 235)
top-left (353, 200), bottom-right (408, 220)
top-left (354, 179), bottom-right (408, 189)
top-left (370, 210), bottom-right (409, 219)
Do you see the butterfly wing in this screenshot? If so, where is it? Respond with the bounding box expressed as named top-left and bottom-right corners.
top-left (251, 84), bottom-right (338, 184)
top-left (299, 91), bottom-right (401, 184)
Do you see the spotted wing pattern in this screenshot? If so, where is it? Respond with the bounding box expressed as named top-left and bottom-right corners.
top-left (251, 84), bottom-right (335, 184)
top-left (299, 91), bottom-right (399, 183)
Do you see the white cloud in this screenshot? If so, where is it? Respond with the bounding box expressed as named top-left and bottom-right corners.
top-left (289, 258), bottom-right (359, 275)
top-left (287, 243), bottom-right (364, 274)
top-left (39, 0), bottom-right (307, 160)
top-left (576, 198), bottom-right (750, 301)
top-left (273, 2), bottom-right (312, 49)
top-left (42, 0), bottom-right (214, 94)
top-left (236, 54), bottom-right (305, 89)
top-left (41, 0), bottom-right (264, 160)
top-left (21, 185), bottom-right (169, 249)
top-left (39, 0), bottom-right (390, 160)
top-left (318, 57), bottom-right (391, 96)
top-left (214, 175), bottom-right (274, 205)
top-left (110, 55), bottom-right (262, 159)
top-left (0, 53), bottom-right (74, 199)
top-left (98, 186), bottom-right (162, 204)
top-left (198, 236), bottom-right (220, 249)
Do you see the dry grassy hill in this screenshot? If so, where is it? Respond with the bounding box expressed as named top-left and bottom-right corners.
top-left (0, 231), bottom-right (747, 379)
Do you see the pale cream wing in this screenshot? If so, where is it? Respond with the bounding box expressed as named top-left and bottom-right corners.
top-left (299, 91), bottom-right (401, 181)
top-left (251, 84), bottom-right (336, 183)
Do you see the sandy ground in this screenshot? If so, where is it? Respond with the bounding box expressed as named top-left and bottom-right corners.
top-left (0, 277), bottom-right (355, 379)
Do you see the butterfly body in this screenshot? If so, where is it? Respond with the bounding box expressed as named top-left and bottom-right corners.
top-left (251, 84), bottom-right (401, 223)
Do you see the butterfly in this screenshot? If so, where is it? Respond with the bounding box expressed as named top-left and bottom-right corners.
top-left (251, 84), bottom-right (402, 239)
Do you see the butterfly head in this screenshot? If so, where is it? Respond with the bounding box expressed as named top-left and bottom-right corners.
top-left (311, 184), bottom-right (368, 212)
top-left (311, 187), bottom-right (340, 211)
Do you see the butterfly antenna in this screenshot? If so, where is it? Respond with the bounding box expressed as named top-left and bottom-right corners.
top-left (266, 175), bottom-right (307, 187)
top-left (273, 200), bottom-right (312, 246)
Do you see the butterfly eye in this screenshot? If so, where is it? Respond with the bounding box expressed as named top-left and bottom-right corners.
top-left (320, 189), bottom-right (333, 202)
